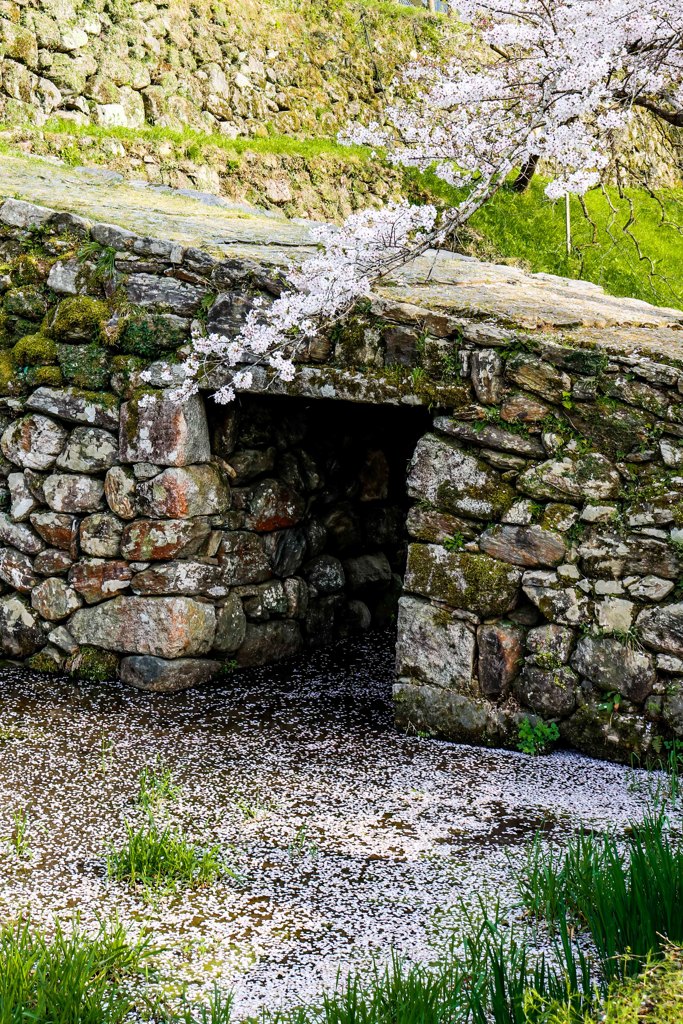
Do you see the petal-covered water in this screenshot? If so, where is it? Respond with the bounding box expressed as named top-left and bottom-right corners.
top-left (0, 632), bottom-right (660, 1015)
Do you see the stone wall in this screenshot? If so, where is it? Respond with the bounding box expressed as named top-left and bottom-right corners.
top-left (1, 192), bottom-right (683, 762)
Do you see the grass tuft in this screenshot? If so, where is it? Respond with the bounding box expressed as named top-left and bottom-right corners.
top-left (106, 821), bottom-right (231, 892)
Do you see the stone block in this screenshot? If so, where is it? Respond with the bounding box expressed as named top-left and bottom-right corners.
top-left (407, 434), bottom-right (514, 521)
top-left (34, 550), bottom-right (73, 576)
top-left (514, 665), bottom-right (578, 717)
top-left (396, 595), bottom-right (475, 690)
top-left (121, 518), bottom-right (211, 561)
top-left (137, 465), bottom-right (230, 519)
top-left (505, 354), bottom-right (571, 402)
top-left (104, 466), bottom-right (137, 520)
top-left (30, 512), bottom-right (78, 555)
top-left (1, 415), bottom-right (67, 471)
top-left (522, 571), bottom-right (591, 626)
top-left (478, 622), bottom-right (525, 697)
top-left (80, 513), bottom-right (123, 558)
top-left (120, 656), bottom-right (221, 693)
top-left (56, 427), bottom-right (118, 474)
top-left (8, 473), bottom-right (40, 522)
top-left (479, 525), bottom-right (567, 568)
top-left (131, 561), bottom-right (228, 598)
top-left (571, 635), bottom-right (656, 702)
top-left (0, 513), bottom-right (44, 556)
top-left (236, 620), bottom-right (302, 667)
top-left (304, 555), bottom-right (345, 594)
top-left (69, 559), bottom-right (132, 604)
top-left (0, 547), bottom-right (37, 592)
top-left (518, 453), bottom-right (621, 503)
top-left (44, 473), bottom-right (104, 513)
top-left (213, 593), bottom-right (247, 652)
top-left (218, 532), bottom-right (273, 585)
top-left (343, 553), bottom-right (392, 590)
top-left (405, 544), bottom-right (522, 617)
top-left (26, 387), bottom-right (119, 430)
top-left (244, 478), bottom-right (305, 531)
top-left (0, 595), bottom-right (44, 657)
top-left (31, 578), bottom-right (81, 621)
top-left (637, 604), bottom-right (683, 658)
top-left (69, 596), bottom-right (216, 657)
top-left (119, 392), bottom-right (210, 467)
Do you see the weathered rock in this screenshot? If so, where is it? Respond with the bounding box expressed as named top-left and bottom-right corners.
top-left (69, 559), bottom-right (132, 604)
top-left (0, 595), bottom-right (44, 657)
top-left (0, 513), bottom-right (44, 556)
top-left (522, 571), bottom-right (591, 626)
top-left (31, 577), bottom-right (81, 621)
top-left (526, 624), bottom-right (575, 665)
top-left (0, 547), bottom-right (37, 592)
top-left (636, 604), bottom-right (683, 657)
top-left (393, 681), bottom-right (516, 747)
top-left (213, 593), bottom-right (247, 652)
top-left (1, 415), bottom-right (67, 471)
top-left (56, 427), bottom-right (118, 474)
top-left (595, 598), bottom-right (636, 633)
top-left (477, 622), bottom-right (524, 697)
top-left (434, 417), bottom-right (545, 457)
top-left (120, 518), bottom-right (211, 562)
top-left (571, 635), bottom-right (656, 702)
top-left (26, 387), bottom-right (119, 430)
top-left (69, 596), bottom-right (216, 657)
top-left (137, 465), bottom-right (230, 518)
top-left (405, 544), bottom-right (522, 616)
top-left (131, 561), bottom-right (228, 598)
top-left (514, 665), bottom-right (578, 717)
top-left (30, 512), bottom-right (78, 554)
top-left (343, 553), bottom-right (392, 590)
top-left (79, 513), bottom-right (123, 558)
top-left (479, 525), bottom-right (567, 568)
top-left (470, 349), bottom-right (504, 404)
top-left (407, 434), bottom-right (514, 521)
top-left (263, 528), bottom-right (307, 576)
top-left (104, 466), bottom-right (137, 519)
top-left (561, 701), bottom-right (655, 763)
top-left (236, 621), bottom-right (303, 667)
top-left (34, 549), bottom-right (74, 576)
top-left (396, 595), bottom-right (476, 689)
top-left (662, 684), bottom-right (683, 735)
top-left (505, 354), bottom-right (571, 403)
top-left (218, 531), bottom-right (271, 584)
top-left (8, 472), bottom-right (40, 522)
top-left (626, 576), bottom-right (675, 601)
top-left (48, 626), bottom-right (78, 655)
top-left (119, 392), bottom-right (210, 467)
top-left (304, 555), bottom-right (345, 594)
top-left (238, 580), bottom-right (288, 620)
top-left (120, 655), bottom-right (221, 693)
top-left (229, 447), bottom-right (277, 484)
top-left (518, 453), bottom-right (621, 503)
top-left (500, 394), bottom-right (552, 424)
top-left (125, 273), bottom-right (205, 316)
top-left (578, 531), bottom-right (680, 580)
top-left (44, 473), bottom-right (104, 513)
top-left (405, 506), bottom-right (477, 544)
top-left (244, 478), bottom-right (305, 531)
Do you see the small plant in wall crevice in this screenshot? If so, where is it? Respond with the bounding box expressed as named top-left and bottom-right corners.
top-left (517, 718), bottom-right (561, 756)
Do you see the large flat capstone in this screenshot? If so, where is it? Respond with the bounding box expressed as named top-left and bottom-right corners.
top-left (69, 596), bottom-right (216, 657)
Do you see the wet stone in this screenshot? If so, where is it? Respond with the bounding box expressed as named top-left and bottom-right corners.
top-left (514, 665), bottom-right (578, 718)
top-left (137, 465), bottom-right (230, 519)
top-left (0, 546), bottom-right (37, 592)
top-left (244, 479), bottom-right (305, 532)
top-left (44, 473), bottom-right (104, 514)
top-left (213, 593), bottom-right (247, 653)
top-left (119, 392), bottom-right (211, 467)
top-left (229, 447), bottom-right (277, 484)
top-left (69, 595), bottom-right (217, 658)
top-left (571, 635), bottom-right (656, 702)
top-left (69, 559), bottom-right (132, 604)
top-left (0, 513), bottom-right (44, 556)
top-left (0, 595), bottom-right (44, 657)
top-left (120, 656), bottom-right (221, 694)
top-left (238, 580), bottom-right (288, 620)
top-left (343, 553), bottom-right (392, 591)
top-left (31, 577), bottom-right (82, 621)
top-left (218, 532), bottom-right (271, 585)
top-left (56, 427), bottom-right (118, 474)
top-left (104, 466), bottom-right (137, 520)
top-left (284, 577), bottom-right (309, 619)
top-left (479, 525), bottom-right (567, 568)
top-left (8, 472), bottom-right (40, 522)
top-left (263, 528), bottom-right (307, 577)
top-left (80, 513), bottom-right (123, 558)
top-left (121, 518), bottom-right (211, 561)
top-left (1, 414), bottom-right (68, 471)
top-left (30, 512), bottom-right (78, 555)
top-left (477, 623), bottom-right (525, 698)
top-left (34, 549), bottom-right (74, 576)
top-left (236, 620), bottom-right (302, 667)
top-left (304, 555), bottom-right (346, 595)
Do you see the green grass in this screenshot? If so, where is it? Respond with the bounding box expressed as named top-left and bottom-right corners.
top-left (0, 919), bottom-right (155, 1024)
top-left (106, 822), bottom-right (229, 892)
top-left (137, 757), bottom-right (180, 818)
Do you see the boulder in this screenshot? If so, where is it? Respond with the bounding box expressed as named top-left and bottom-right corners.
top-left (0, 547), bottom-right (37, 592)
top-left (69, 559), bottom-right (132, 604)
top-left (213, 593), bottom-right (247, 652)
top-left (8, 472), bottom-right (40, 522)
top-left (34, 549), bottom-right (73, 576)
top-left (514, 665), bottom-right (578, 717)
top-left (218, 531), bottom-right (272, 585)
top-left (44, 473), bottom-right (104, 513)
top-left (31, 578), bottom-right (81, 621)
top-left (405, 544), bottom-right (522, 617)
top-left (56, 427), bottom-right (118, 474)
top-left (131, 561), bottom-right (228, 598)
top-left (1, 415), bottom-right (67, 471)
top-left (121, 518), bottom-right (211, 561)
top-left (571, 635), bottom-right (656, 702)
top-left (0, 513), bottom-right (44, 556)
top-left (0, 595), bottom-right (44, 657)
top-left (518, 453), bottom-right (621, 503)
top-left (69, 596), bottom-right (216, 657)
top-left (244, 478), bottom-right (305, 531)
top-left (137, 464), bottom-right (230, 518)
top-left (522, 571), bottom-right (591, 626)
top-left (479, 525), bottom-right (567, 568)
top-left (78, 514), bottom-right (122, 559)
top-left (526, 624), bottom-right (576, 665)
top-left (407, 434), bottom-right (514, 521)
top-left (304, 554), bottom-right (346, 594)
top-left (636, 604), bottom-right (683, 658)
top-left (235, 621), bottom-right (302, 667)
top-left (396, 595), bottom-right (476, 689)
top-left (30, 512), bottom-right (78, 554)
top-left (104, 466), bottom-right (137, 519)
top-left (478, 622), bottom-right (525, 697)
top-left (263, 528), bottom-right (307, 576)
top-left (119, 391), bottom-right (210, 467)
top-left (120, 656), bottom-right (221, 693)
top-left (26, 387), bottom-right (119, 430)
top-left (343, 553), bottom-right (392, 590)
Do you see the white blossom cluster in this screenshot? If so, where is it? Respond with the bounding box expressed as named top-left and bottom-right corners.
top-left (184, 0), bottom-right (683, 402)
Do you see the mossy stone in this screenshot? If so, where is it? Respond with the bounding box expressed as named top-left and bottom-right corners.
top-left (0, 350), bottom-right (24, 396)
top-left (48, 296), bottom-right (109, 343)
top-left (10, 255), bottom-right (47, 286)
top-left (27, 649), bottom-right (63, 674)
top-left (28, 365), bottom-right (63, 387)
top-left (57, 342), bottom-right (111, 390)
top-left (13, 333), bottom-right (58, 367)
top-left (405, 543), bottom-right (522, 617)
top-left (68, 645), bottom-right (119, 682)
top-left (3, 286), bottom-right (48, 321)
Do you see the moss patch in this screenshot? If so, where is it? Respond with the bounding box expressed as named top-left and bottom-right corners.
top-left (13, 332), bottom-right (58, 367)
top-left (57, 342), bottom-right (111, 389)
top-left (405, 543), bottom-right (522, 617)
top-left (48, 296), bottom-right (109, 343)
top-left (68, 645), bottom-right (119, 682)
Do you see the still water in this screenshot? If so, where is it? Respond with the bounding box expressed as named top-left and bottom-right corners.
top-left (0, 632), bottom-right (658, 1015)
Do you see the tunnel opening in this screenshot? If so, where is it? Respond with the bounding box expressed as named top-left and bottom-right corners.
top-left (207, 393), bottom-right (431, 665)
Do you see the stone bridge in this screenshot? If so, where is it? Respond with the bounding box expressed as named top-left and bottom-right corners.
top-left (1, 155), bottom-right (683, 762)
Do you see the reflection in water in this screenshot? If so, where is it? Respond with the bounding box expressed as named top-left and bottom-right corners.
top-left (0, 632), bottom-right (660, 1015)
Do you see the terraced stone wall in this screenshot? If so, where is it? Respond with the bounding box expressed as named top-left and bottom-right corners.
top-left (1, 193), bottom-right (683, 762)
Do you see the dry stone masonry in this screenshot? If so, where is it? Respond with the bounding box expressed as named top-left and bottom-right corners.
top-left (2, 174), bottom-right (683, 764)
